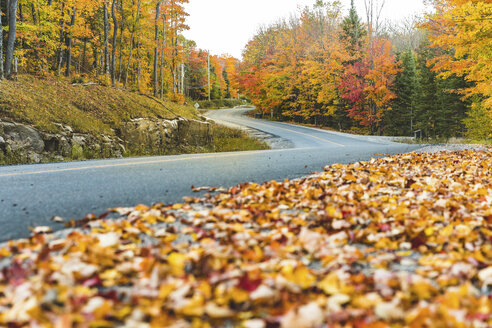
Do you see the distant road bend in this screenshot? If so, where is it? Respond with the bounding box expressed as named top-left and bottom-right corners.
top-left (0, 108), bottom-right (420, 240)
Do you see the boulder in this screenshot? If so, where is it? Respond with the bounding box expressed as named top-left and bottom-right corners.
top-left (0, 122), bottom-right (45, 153)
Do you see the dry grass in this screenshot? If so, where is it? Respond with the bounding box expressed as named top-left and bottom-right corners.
top-left (208, 124), bottom-right (269, 152)
top-left (0, 75), bottom-right (198, 135)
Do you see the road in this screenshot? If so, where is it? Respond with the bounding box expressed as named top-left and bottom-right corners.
top-left (0, 108), bottom-right (420, 240)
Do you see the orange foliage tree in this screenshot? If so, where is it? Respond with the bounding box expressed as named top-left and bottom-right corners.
top-left (4, 0), bottom-right (240, 102)
top-left (239, 1), bottom-right (399, 132)
top-left (423, 0), bottom-right (492, 111)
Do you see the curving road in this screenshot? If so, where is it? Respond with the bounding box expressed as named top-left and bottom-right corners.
top-left (0, 108), bottom-right (420, 240)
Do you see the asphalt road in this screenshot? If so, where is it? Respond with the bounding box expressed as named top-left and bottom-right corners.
top-left (0, 109), bottom-right (420, 240)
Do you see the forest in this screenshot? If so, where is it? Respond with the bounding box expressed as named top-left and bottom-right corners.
top-left (0, 0), bottom-right (239, 102)
top-left (238, 0), bottom-right (491, 139)
top-left (0, 0), bottom-right (490, 139)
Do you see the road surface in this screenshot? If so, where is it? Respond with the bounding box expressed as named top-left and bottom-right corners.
top-left (0, 109), bottom-right (419, 240)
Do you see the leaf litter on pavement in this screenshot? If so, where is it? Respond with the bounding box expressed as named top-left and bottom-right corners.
top-left (0, 150), bottom-right (491, 327)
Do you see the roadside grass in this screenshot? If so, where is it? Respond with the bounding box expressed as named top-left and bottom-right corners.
top-left (119, 124), bottom-right (269, 158)
top-left (0, 76), bottom-right (270, 164)
top-left (208, 124), bottom-right (269, 152)
top-left (0, 75), bottom-right (198, 135)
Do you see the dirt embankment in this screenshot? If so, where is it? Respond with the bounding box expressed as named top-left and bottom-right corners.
top-left (0, 76), bottom-right (213, 164)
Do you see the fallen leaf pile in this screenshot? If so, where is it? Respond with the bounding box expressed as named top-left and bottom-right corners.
top-left (0, 150), bottom-right (491, 327)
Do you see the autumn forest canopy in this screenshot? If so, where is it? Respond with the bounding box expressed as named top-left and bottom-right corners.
top-left (0, 0), bottom-right (490, 139)
top-left (239, 0), bottom-right (492, 139)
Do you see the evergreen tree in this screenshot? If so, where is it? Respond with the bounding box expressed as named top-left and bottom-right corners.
top-left (384, 50), bottom-right (418, 136)
top-left (415, 41), bottom-right (469, 139)
top-left (340, 0), bottom-right (366, 57)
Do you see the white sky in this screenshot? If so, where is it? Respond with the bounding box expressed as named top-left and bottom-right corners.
top-left (183, 0), bottom-right (431, 59)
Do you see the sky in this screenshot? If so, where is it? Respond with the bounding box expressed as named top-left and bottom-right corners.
top-left (182, 0), bottom-right (432, 59)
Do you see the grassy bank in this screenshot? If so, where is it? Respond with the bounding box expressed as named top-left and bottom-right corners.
top-left (0, 75), bottom-right (198, 135)
top-left (0, 75), bottom-right (269, 164)
top-left (208, 124), bottom-right (269, 152)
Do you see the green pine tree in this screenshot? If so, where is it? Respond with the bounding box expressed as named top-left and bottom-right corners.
top-left (414, 41), bottom-right (469, 139)
top-left (384, 50), bottom-right (419, 136)
top-left (340, 0), bottom-right (366, 58)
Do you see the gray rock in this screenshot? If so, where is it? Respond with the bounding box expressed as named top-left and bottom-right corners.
top-left (59, 137), bottom-right (72, 157)
top-left (71, 134), bottom-right (87, 147)
top-left (0, 122), bottom-right (45, 153)
top-left (1, 116), bottom-right (212, 165)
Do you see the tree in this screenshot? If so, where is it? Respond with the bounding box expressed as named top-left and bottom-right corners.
top-left (153, 0), bottom-right (161, 96)
top-left (423, 0), bottom-right (492, 111)
top-left (5, 0), bottom-right (18, 77)
top-left (103, 0), bottom-right (110, 77)
top-left (341, 0), bottom-right (366, 57)
top-left (65, 7), bottom-right (76, 76)
top-left (111, 0), bottom-right (118, 84)
top-left (414, 41), bottom-right (469, 139)
top-left (0, 5), bottom-right (4, 79)
top-left (464, 101), bottom-right (492, 140)
top-left (340, 38), bottom-right (399, 132)
top-left (384, 50), bottom-right (418, 136)
top-left (124, 0), bottom-right (141, 86)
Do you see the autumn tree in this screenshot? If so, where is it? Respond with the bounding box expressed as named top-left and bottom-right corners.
top-left (424, 0), bottom-right (492, 110)
top-left (423, 0), bottom-right (492, 138)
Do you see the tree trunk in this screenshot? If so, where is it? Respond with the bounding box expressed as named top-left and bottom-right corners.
top-left (56, 1), bottom-right (65, 75)
top-left (92, 44), bottom-right (98, 72)
top-left (18, 1), bottom-right (23, 22)
top-left (103, 0), bottom-right (110, 76)
top-left (160, 2), bottom-right (165, 97)
top-left (81, 38), bottom-right (87, 72)
top-left (153, 1), bottom-right (161, 96)
top-left (117, 22), bottom-right (123, 81)
top-left (111, 0), bottom-right (117, 84)
top-left (30, 3), bottom-right (37, 24)
top-left (6, 0), bottom-right (10, 25)
top-left (5, 0), bottom-right (18, 77)
top-left (136, 31), bottom-right (140, 89)
top-left (170, 3), bottom-right (176, 93)
top-left (0, 6), bottom-right (4, 79)
top-left (65, 8), bottom-right (76, 76)
top-left (117, 0), bottom-right (123, 81)
top-left (124, 0), bottom-right (140, 86)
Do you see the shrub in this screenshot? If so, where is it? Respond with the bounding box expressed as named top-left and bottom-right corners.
top-left (464, 102), bottom-right (492, 141)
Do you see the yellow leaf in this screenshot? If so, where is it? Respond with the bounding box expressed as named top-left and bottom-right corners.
top-left (168, 252), bottom-right (187, 276)
top-left (318, 272), bottom-right (351, 295)
top-left (179, 294), bottom-right (205, 317)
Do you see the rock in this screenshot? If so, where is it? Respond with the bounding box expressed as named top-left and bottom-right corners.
top-left (118, 143), bottom-right (126, 154)
top-left (1, 116), bottom-right (212, 165)
top-left (59, 137), bottom-right (71, 157)
top-left (118, 117), bottom-right (210, 156)
top-left (54, 123), bottom-right (73, 134)
top-left (71, 134), bottom-right (87, 148)
top-left (0, 122), bottom-right (45, 153)
top-left (41, 134), bottom-right (61, 152)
